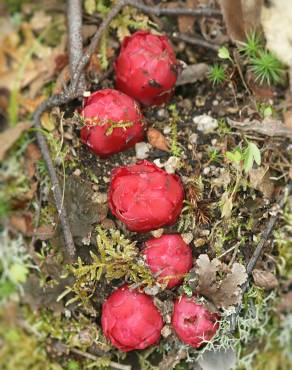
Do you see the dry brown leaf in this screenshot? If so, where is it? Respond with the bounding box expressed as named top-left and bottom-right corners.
top-left (213, 263), bottom-right (248, 308)
top-left (218, 0), bottom-right (245, 42)
top-left (249, 167), bottom-right (274, 199)
top-left (277, 291), bottom-right (292, 312)
top-left (228, 118), bottom-right (292, 139)
top-left (196, 254), bottom-right (220, 297)
top-left (35, 225), bottom-right (55, 240)
top-left (252, 269), bottom-right (278, 290)
top-left (147, 127), bottom-right (170, 152)
top-left (10, 212), bottom-right (34, 236)
top-left (178, 0), bottom-right (198, 33)
top-left (195, 254), bottom-right (248, 309)
top-left (0, 121), bottom-right (31, 161)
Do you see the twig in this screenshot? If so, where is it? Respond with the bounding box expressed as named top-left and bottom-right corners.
top-left (70, 348), bottom-right (132, 370)
top-left (70, 0), bottom-right (126, 92)
top-left (172, 32), bottom-right (220, 51)
top-left (33, 95), bottom-right (79, 259)
top-left (67, 0), bottom-right (85, 91)
top-left (126, 0), bottom-right (221, 17)
top-left (229, 182), bottom-right (292, 331)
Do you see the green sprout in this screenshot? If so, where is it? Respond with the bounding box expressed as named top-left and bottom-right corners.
top-left (239, 31), bottom-right (263, 58)
top-left (208, 64), bottom-right (226, 86)
top-left (250, 50), bottom-right (285, 85)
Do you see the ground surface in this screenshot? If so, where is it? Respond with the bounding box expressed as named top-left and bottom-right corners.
top-left (0, 1), bottom-right (291, 370)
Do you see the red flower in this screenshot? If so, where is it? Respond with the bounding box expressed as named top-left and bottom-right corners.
top-left (142, 234), bottom-right (193, 288)
top-left (108, 160), bottom-right (184, 232)
top-left (80, 89), bottom-right (144, 157)
top-left (172, 295), bottom-right (220, 348)
top-left (101, 285), bottom-right (163, 352)
top-left (115, 31), bottom-right (178, 106)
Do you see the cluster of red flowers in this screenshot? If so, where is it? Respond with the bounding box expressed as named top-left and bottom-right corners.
top-left (78, 31), bottom-right (220, 352)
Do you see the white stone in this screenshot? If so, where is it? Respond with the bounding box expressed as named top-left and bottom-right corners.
top-left (135, 142), bottom-right (150, 159)
top-left (193, 114), bottom-right (218, 133)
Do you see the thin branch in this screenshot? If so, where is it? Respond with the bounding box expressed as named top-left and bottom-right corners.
top-left (172, 32), bottom-right (220, 51)
top-left (229, 182), bottom-right (292, 331)
top-left (70, 0), bottom-right (127, 92)
top-left (126, 0), bottom-right (221, 17)
top-left (33, 94), bottom-right (80, 259)
top-left (67, 0), bottom-right (86, 91)
top-left (70, 347), bottom-right (132, 370)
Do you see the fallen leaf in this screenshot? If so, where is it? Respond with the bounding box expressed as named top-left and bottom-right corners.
top-left (176, 63), bottom-right (209, 86)
top-left (64, 176), bottom-right (107, 242)
top-left (228, 118), bottom-right (292, 139)
top-left (221, 191), bottom-right (233, 219)
top-left (35, 225), bottom-right (56, 240)
top-left (252, 269), bottom-right (278, 290)
top-left (196, 254), bottom-right (220, 297)
top-left (218, 0), bottom-right (245, 42)
top-left (178, 0), bottom-right (198, 33)
top-left (249, 167), bottom-right (274, 198)
top-left (10, 212), bottom-right (34, 235)
top-left (277, 291), bottom-right (292, 312)
top-left (213, 263), bottom-right (248, 308)
top-left (147, 127), bottom-right (170, 152)
top-left (195, 254), bottom-right (248, 309)
top-left (41, 111), bottom-right (55, 131)
top-left (0, 121), bottom-right (31, 161)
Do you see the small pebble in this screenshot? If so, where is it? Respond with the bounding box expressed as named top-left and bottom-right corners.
top-left (193, 114), bottom-right (218, 133)
top-left (161, 325), bottom-right (172, 338)
top-left (189, 133), bottom-right (198, 144)
top-left (73, 168), bottom-right (81, 176)
top-left (164, 156), bottom-right (181, 174)
top-left (135, 142), bottom-right (150, 159)
top-left (203, 167), bottom-right (210, 175)
top-left (157, 108), bottom-right (168, 120)
top-left (194, 238), bottom-right (207, 248)
top-left (163, 126), bottom-right (171, 135)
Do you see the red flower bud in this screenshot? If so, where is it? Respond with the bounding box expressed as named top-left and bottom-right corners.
top-left (142, 234), bottom-right (193, 288)
top-left (172, 295), bottom-right (220, 348)
top-left (101, 285), bottom-right (163, 352)
top-left (115, 31), bottom-right (178, 106)
top-left (108, 160), bottom-right (184, 232)
top-left (80, 89), bottom-right (144, 157)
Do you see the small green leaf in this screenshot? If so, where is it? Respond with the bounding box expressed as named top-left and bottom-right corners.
top-left (8, 263), bottom-right (28, 284)
top-left (226, 149), bottom-right (242, 164)
top-left (243, 142), bottom-right (261, 173)
top-left (218, 46), bottom-right (231, 61)
top-left (84, 0), bottom-right (96, 15)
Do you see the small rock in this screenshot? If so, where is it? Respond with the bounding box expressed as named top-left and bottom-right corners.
top-left (135, 142), bottom-right (151, 159)
top-left (194, 238), bottom-right (207, 248)
top-left (163, 126), bottom-right (171, 135)
top-left (144, 284), bottom-right (160, 296)
top-left (203, 167), bottom-right (211, 175)
top-left (190, 133), bottom-right (198, 144)
top-left (157, 108), bottom-right (169, 120)
top-left (195, 95), bottom-right (206, 107)
top-left (161, 325), bottom-right (172, 338)
top-left (73, 169), bottom-right (81, 176)
top-left (164, 156), bottom-right (181, 174)
top-left (193, 114), bottom-right (218, 133)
